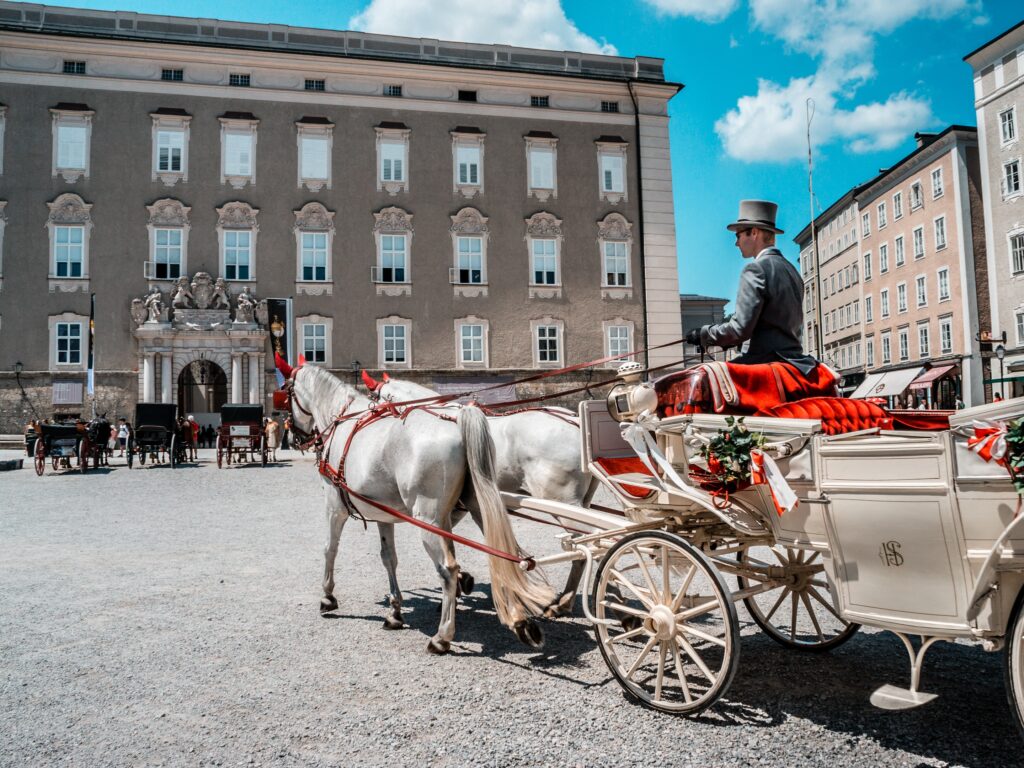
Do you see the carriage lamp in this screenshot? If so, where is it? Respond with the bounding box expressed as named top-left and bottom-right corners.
top-left (13, 360), bottom-right (23, 377)
top-left (606, 361), bottom-right (658, 423)
top-left (350, 360), bottom-right (361, 372)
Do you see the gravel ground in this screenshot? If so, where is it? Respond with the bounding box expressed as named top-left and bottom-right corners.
top-left (1, 447), bottom-right (1021, 767)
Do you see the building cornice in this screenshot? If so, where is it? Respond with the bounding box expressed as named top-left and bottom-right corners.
top-left (854, 127), bottom-right (977, 205)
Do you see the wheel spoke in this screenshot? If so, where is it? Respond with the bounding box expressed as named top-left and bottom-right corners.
top-left (669, 639), bottom-right (694, 704)
top-left (678, 622), bottom-right (727, 648)
top-left (669, 564), bottom-right (697, 613)
top-left (807, 584), bottom-right (845, 623)
top-left (654, 642), bottom-right (667, 701)
top-left (677, 633), bottom-right (716, 682)
top-left (762, 588), bottom-right (789, 623)
top-left (632, 545), bottom-right (661, 606)
top-left (675, 598), bottom-right (723, 623)
top-left (809, 578), bottom-right (830, 589)
top-left (800, 590), bottom-right (824, 641)
top-left (789, 591), bottom-right (798, 641)
top-left (804, 551), bottom-right (820, 566)
top-left (608, 568), bottom-right (656, 609)
top-left (609, 625), bottom-right (648, 644)
top-left (624, 636), bottom-right (659, 681)
top-left (603, 600), bottom-right (648, 619)
top-left (662, 546), bottom-right (672, 604)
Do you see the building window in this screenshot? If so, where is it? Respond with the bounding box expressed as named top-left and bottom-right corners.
top-left (454, 316), bottom-right (489, 368)
top-left (854, 299), bottom-right (860, 323)
top-left (882, 332), bottom-right (892, 364)
top-left (940, 316), bottom-right (953, 354)
top-left (898, 328), bottom-right (909, 361)
top-left (452, 128), bottom-right (485, 197)
top-left (455, 236), bottom-right (483, 284)
top-left (302, 324), bottom-right (326, 363)
top-left (823, 313), bottom-right (829, 335)
top-left (877, 202), bottom-right (887, 229)
top-left (156, 129), bottom-right (184, 173)
top-left (376, 123), bottom-right (410, 195)
top-left (934, 216), bottom-right (947, 250)
top-left (384, 84), bottom-right (403, 97)
top-left (866, 339), bottom-right (875, 368)
top-left (297, 119), bottom-right (334, 192)
top-left (894, 236), bottom-right (905, 267)
top-left (301, 232), bottom-right (328, 282)
top-left (913, 226), bottom-right (925, 259)
top-left (152, 229), bottom-right (183, 280)
top-left (865, 295), bottom-right (873, 323)
top-left (531, 238), bottom-right (558, 285)
top-left (1017, 311), bottom-right (1024, 346)
top-left (601, 100), bottom-right (620, 113)
top-left (911, 181), bottom-right (923, 209)
top-left (1012, 233), bottom-right (1024, 274)
top-left (161, 68), bottom-right (183, 81)
top-left (63, 60), bottom-right (86, 75)
top-left (531, 321), bottom-right (564, 367)
top-left (531, 95), bottom-right (549, 108)
top-left (893, 192), bottom-right (903, 220)
top-left (601, 241), bottom-right (628, 288)
top-left (863, 252), bottom-right (872, 280)
top-left (932, 168), bottom-right (944, 199)
top-left (0, 105), bottom-right (5, 175)
top-left (1001, 107), bottom-right (1017, 144)
top-left (897, 283), bottom-right (907, 313)
top-left (1005, 160), bottom-right (1021, 197)
top-left (449, 208), bottom-right (489, 296)
top-left (229, 73), bottom-right (250, 87)
top-left (379, 234), bottom-right (407, 283)
top-left (144, 199), bottom-right (190, 280)
top-left (880, 288), bottom-right (890, 318)
top-left (216, 201), bottom-right (259, 282)
top-left (852, 263), bottom-right (859, 283)
top-left (51, 105), bottom-right (94, 182)
top-left (526, 134), bottom-right (558, 201)
top-left (918, 323), bottom-right (930, 357)
top-left (916, 275), bottom-right (927, 307)
top-left (53, 225), bottom-right (84, 277)
top-left (879, 243), bottom-right (889, 273)
top-left (937, 267), bottom-right (950, 301)
top-left (381, 323), bottom-right (408, 367)
top-left (458, 90), bottom-right (477, 102)
top-left (862, 212), bottom-right (870, 237)
top-left (293, 202), bottom-right (335, 293)
top-left (56, 322), bottom-right (82, 364)
top-left (606, 324), bottom-right (631, 361)
top-left (219, 114), bottom-right (258, 188)
top-left (596, 137), bottom-right (628, 204)
top-left (304, 79), bottom-right (325, 92)
top-left (150, 109), bottom-right (191, 185)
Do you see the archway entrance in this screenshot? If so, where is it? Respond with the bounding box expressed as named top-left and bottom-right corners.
top-left (178, 359), bottom-right (227, 418)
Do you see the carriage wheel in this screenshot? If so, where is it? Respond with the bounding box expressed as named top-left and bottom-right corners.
top-left (170, 435), bottom-right (178, 469)
top-left (261, 435), bottom-right (268, 467)
top-left (34, 439), bottom-right (46, 476)
top-left (51, 456), bottom-right (59, 471)
top-left (126, 437), bottom-right (135, 468)
top-left (1004, 590), bottom-right (1024, 739)
top-left (737, 545), bottom-right (859, 652)
top-left (78, 441), bottom-right (89, 473)
top-left (216, 435), bottom-right (224, 468)
top-left (593, 531), bottom-right (740, 715)
top-left (139, 446), bottom-right (147, 465)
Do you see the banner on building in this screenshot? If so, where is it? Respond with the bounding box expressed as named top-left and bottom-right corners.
top-left (87, 293), bottom-right (95, 396)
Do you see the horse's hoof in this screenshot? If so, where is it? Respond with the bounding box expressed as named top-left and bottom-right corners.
top-left (513, 620), bottom-right (545, 649)
top-left (426, 638), bottom-right (451, 654)
top-left (543, 599), bottom-right (575, 619)
top-left (382, 616), bottom-right (404, 630)
top-left (457, 571), bottom-right (475, 597)
top-left (319, 595), bottom-right (339, 613)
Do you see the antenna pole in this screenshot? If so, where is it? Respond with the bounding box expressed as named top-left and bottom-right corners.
top-left (806, 98), bottom-right (823, 360)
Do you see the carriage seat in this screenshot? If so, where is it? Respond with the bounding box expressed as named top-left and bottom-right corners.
top-left (755, 398), bottom-right (952, 435)
top-left (656, 361), bottom-right (839, 418)
top-left (592, 457), bottom-right (657, 499)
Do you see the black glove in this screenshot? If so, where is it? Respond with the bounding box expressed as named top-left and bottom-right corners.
top-left (684, 328), bottom-right (703, 347)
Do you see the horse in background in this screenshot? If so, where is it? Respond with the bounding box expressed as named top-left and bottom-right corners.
top-left (282, 361), bottom-right (553, 653)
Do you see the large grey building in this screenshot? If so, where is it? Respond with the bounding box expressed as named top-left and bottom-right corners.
top-left (0, 2), bottom-right (683, 429)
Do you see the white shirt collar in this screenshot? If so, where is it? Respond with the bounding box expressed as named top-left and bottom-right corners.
top-left (756, 247), bottom-right (779, 260)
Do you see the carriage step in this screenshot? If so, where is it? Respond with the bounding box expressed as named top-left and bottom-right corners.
top-left (870, 684), bottom-right (938, 710)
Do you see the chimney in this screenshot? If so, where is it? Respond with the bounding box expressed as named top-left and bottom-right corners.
top-left (914, 132), bottom-right (938, 149)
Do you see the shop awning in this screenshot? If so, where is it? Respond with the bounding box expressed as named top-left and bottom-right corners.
top-left (857, 366), bottom-right (926, 398)
top-left (908, 364), bottom-right (956, 390)
top-left (849, 372), bottom-right (886, 399)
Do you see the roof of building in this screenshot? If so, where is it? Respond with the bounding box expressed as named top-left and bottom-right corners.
top-left (0, 1), bottom-right (681, 89)
top-left (854, 124), bottom-right (976, 202)
top-left (792, 183), bottom-right (872, 246)
top-left (964, 18), bottom-right (1024, 62)
top-left (679, 294), bottom-right (729, 303)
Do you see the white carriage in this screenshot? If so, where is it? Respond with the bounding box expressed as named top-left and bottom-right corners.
top-left (504, 386), bottom-right (1024, 731)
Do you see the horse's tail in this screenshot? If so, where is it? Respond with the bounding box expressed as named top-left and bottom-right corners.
top-left (458, 404), bottom-right (553, 628)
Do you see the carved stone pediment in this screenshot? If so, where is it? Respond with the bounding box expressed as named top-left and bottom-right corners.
top-left (47, 193), bottom-right (92, 224)
top-left (293, 202), bottom-right (335, 232)
top-left (147, 198), bottom-right (191, 228)
top-left (216, 201), bottom-right (259, 230)
top-left (374, 206), bottom-right (414, 233)
top-left (191, 272), bottom-right (216, 309)
top-left (598, 212), bottom-right (632, 242)
top-left (255, 299), bottom-right (268, 327)
top-left (525, 211), bottom-right (562, 238)
top-left (450, 207), bottom-right (488, 235)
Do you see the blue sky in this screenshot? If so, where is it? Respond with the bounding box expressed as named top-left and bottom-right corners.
top-left (51, 0), bottom-right (1023, 306)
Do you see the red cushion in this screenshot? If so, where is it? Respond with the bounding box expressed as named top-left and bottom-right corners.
top-left (887, 409), bottom-right (952, 431)
top-left (593, 457), bottom-right (655, 498)
top-left (755, 397), bottom-right (893, 435)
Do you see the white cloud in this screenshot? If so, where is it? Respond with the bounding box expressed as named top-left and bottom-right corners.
top-left (716, 0), bottom-right (979, 162)
top-left (349, 0), bottom-right (616, 55)
top-left (644, 0), bottom-right (739, 23)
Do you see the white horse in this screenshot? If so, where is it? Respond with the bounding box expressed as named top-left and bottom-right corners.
top-left (284, 362), bottom-right (553, 653)
top-left (368, 373), bottom-right (599, 617)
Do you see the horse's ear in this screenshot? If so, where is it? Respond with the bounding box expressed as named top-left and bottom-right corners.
top-left (382, 372), bottom-right (391, 382)
top-left (361, 369), bottom-right (380, 391)
top-left (274, 352), bottom-right (294, 379)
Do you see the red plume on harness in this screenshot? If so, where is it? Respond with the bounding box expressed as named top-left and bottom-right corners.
top-left (382, 372), bottom-right (391, 383)
top-left (274, 352), bottom-right (294, 379)
top-left (361, 370), bottom-right (381, 391)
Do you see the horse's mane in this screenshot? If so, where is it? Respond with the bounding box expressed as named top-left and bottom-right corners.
top-left (299, 365), bottom-right (366, 419)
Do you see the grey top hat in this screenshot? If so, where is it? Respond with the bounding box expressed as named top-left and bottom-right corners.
top-left (726, 199), bottom-right (784, 235)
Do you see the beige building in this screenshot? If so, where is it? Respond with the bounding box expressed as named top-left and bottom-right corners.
top-left (966, 21), bottom-right (1024, 397)
top-left (0, 3), bottom-right (683, 429)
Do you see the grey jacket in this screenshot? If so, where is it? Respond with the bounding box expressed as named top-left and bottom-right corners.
top-left (700, 248), bottom-right (818, 374)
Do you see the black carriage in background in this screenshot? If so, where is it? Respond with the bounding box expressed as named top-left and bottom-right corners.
top-left (127, 403), bottom-right (186, 468)
top-left (216, 403), bottom-right (267, 467)
top-left (30, 417), bottom-right (112, 476)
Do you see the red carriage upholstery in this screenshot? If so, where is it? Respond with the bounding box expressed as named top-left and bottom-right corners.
top-left (886, 409), bottom-right (953, 432)
top-left (592, 457), bottom-right (656, 498)
top-left (755, 397), bottom-right (893, 435)
top-left (656, 361), bottom-right (839, 417)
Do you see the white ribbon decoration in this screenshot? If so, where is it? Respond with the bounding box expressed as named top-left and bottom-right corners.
top-left (619, 412), bottom-right (719, 506)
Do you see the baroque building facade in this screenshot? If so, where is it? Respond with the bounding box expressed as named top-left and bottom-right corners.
top-left (0, 2), bottom-right (683, 429)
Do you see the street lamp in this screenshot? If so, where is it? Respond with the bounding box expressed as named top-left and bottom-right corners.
top-left (996, 344), bottom-right (1006, 400)
top-left (13, 360), bottom-right (23, 378)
